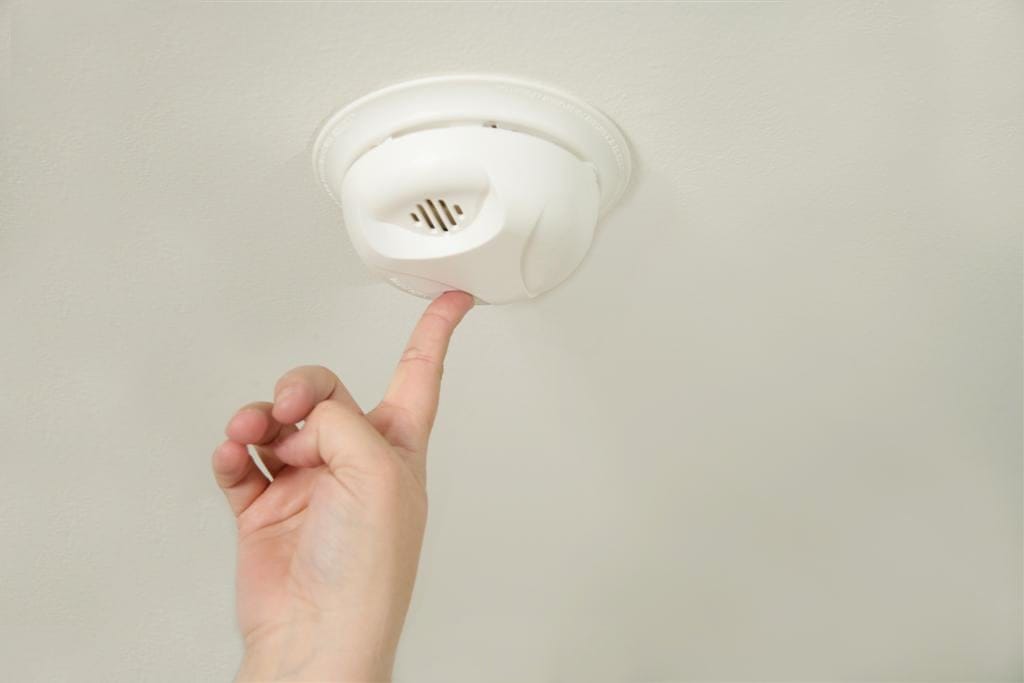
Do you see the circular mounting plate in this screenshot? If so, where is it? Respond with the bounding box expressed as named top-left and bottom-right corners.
top-left (313, 75), bottom-right (631, 216)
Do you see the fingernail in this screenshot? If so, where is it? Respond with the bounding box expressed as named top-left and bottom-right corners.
top-left (225, 411), bottom-right (248, 437)
top-left (276, 386), bottom-right (296, 406)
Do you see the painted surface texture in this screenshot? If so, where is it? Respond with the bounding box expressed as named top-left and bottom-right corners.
top-left (1, 2), bottom-right (1021, 681)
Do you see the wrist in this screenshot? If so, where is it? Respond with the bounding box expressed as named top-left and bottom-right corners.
top-left (237, 619), bottom-right (395, 683)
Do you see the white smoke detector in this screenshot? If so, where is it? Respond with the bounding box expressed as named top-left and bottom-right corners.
top-left (313, 75), bottom-right (631, 304)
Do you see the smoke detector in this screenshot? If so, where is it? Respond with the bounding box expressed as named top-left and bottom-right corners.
top-left (313, 75), bottom-right (631, 304)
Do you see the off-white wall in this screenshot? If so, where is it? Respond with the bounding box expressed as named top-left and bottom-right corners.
top-left (1, 1), bottom-right (1021, 681)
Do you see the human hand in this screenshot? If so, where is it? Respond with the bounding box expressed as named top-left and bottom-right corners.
top-left (211, 291), bottom-right (474, 682)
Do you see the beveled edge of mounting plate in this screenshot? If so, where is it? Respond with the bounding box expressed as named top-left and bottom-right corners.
top-left (312, 74), bottom-right (631, 216)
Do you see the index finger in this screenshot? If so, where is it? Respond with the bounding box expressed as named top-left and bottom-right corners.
top-left (272, 365), bottom-right (362, 424)
top-left (380, 291), bottom-right (474, 439)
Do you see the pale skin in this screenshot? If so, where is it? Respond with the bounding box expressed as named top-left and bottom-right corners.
top-left (211, 291), bottom-right (475, 682)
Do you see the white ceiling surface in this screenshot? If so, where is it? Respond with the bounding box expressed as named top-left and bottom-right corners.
top-left (2, 1), bottom-right (1022, 681)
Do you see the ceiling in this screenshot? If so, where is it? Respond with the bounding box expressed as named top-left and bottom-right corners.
top-left (2, 1), bottom-right (1021, 680)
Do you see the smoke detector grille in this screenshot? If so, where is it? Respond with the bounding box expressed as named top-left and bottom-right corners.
top-left (410, 198), bottom-right (463, 232)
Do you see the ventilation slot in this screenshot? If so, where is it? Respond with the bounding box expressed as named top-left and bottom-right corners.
top-left (412, 199), bottom-right (463, 232)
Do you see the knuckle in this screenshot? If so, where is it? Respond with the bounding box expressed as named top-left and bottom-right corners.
top-left (236, 401), bottom-right (270, 417)
top-left (399, 347), bottom-right (436, 365)
top-left (422, 309), bottom-right (457, 328)
top-left (334, 449), bottom-right (405, 496)
top-left (275, 364), bottom-right (335, 391)
top-left (305, 364), bottom-right (337, 378)
top-left (309, 399), bottom-right (347, 421)
top-left (399, 347), bottom-right (443, 376)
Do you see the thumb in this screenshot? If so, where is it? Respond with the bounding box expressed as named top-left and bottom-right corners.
top-left (273, 400), bottom-right (396, 478)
